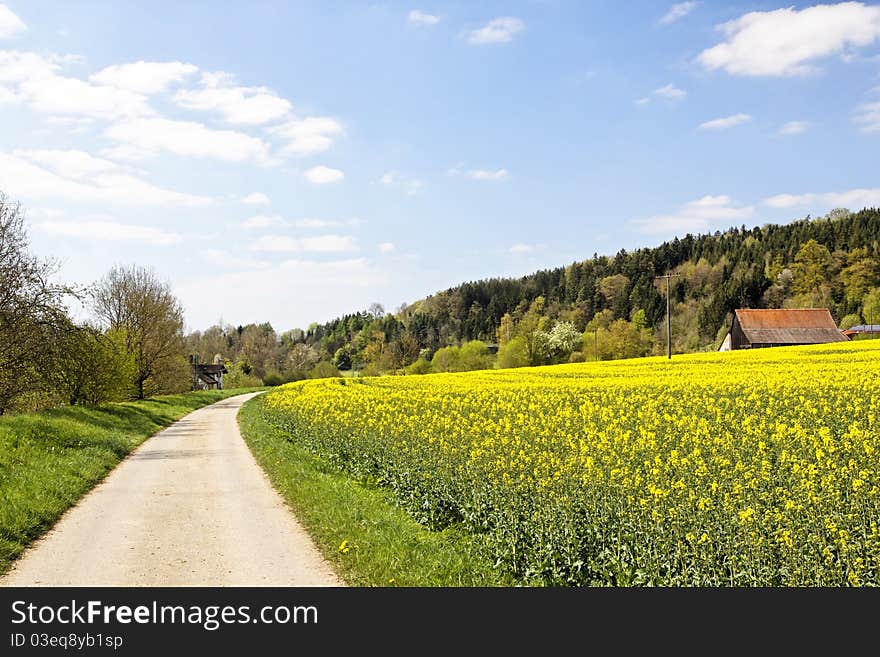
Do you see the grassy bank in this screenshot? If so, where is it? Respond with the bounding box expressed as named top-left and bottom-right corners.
top-left (0, 388), bottom-right (264, 575)
top-left (238, 394), bottom-right (509, 586)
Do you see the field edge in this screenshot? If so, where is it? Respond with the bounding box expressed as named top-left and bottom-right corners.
top-left (237, 394), bottom-right (511, 587)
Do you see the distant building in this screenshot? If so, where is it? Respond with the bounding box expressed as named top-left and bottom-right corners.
top-left (718, 308), bottom-right (848, 351)
top-left (842, 324), bottom-right (880, 339)
top-left (189, 354), bottom-right (228, 390)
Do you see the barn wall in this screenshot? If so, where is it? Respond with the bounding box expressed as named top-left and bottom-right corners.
top-left (731, 317), bottom-right (749, 349)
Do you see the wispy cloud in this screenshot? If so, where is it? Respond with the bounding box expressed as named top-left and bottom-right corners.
top-left (242, 214), bottom-right (285, 229)
top-left (249, 234), bottom-right (358, 253)
top-left (408, 10), bottom-right (439, 26)
top-left (104, 117), bottom-right (272, 163)
top-left (37, 216), bottom-right (183, 245)
top-left (268, 116), bottom-right (344, 155)
top-left (778, 120), bottom-right (811, 135)
top-left (173, 70), bottom-right (291, 125)
top-left (509, 243), bottom-right (534, 254)
top-left (633, 195), bottom-right (754, 234)
top-left (654, 83), bottom-right (686, 100)
top-left (638, 83), bottom-right (687, 105)
top-left (764, 187), bottom-right (880, 209)
top-left (0, 151), bottom-right (212, 206)
top-left (378, 242), bottom-right (395, 253)
top-left (854, 102), bottom-right (880, 133)
top-left (466, 17), bottom-right (524, 45)
top-left (698, 113), bottom-right (751, 130)
top-left (660, 2), bottom-right (698, 25)
top-left (378, 171), bottom-right (423, 195)
top-left (448, 166), bottom-right (509, 181)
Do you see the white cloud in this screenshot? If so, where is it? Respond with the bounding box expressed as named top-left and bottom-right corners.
top-left (764, 188), bottom-right (880, 209)
top-left (639, 83), bottom-right (687, 104)
top-left (242, 214), bottom-right (285, 229)
top-left (0, 50), bottom-right (60, 82)
top-left (23, 75), bottom-right (152, 119)
top-left (408, 10), bottom-right (439, 26)
top-left (0, 151), bottom-right (212, 206)
top-left (204, 249), bottom-right (270, 271)
top-left (0, 5), bottom-right (26, 39)
top-left (90, 61), bottom-right (198, 94)
top-left (698, 113), bottom-right (751, 130)
top-left (37, 217), bottom-right (182, 245)
top-left (698, 3), bottom-right (880, 76)
top-left (242, 192), bottom-right (271, 205)
top-left (173, 71), bottom-right (292, 125)
top-left (249, 234), bottom-right (358, 253)
top-left (634, 195), bottom-right (754, 234)
top-left (854, 101), bottom-right (880, 132)
top-left (660, 2), bottom-right (698, 25)
top-left (13, 149), bottom-right (122, 179)
top-left (379, 172), bottom-right (395, 185)
top-left (104, 117), bottom-right (272, 163)
top-left (466, 17), bottom-right (524, 45)
top-left (654, 83), bottom-right (686, 100)
top-left (303, 165), bottom-right (344, 184)
top-left (378, 242), bottom-right (395, 253)
top-left (0, 50), bottom-right (154, 120)
top-left (268, 116), bottom-right (344, 155)
top-left (509, 243), bottom-right (534, 254)
top-left (779, 120), bottom-right (811, 135)
top-left (466, 168), bottom-right (509, 181)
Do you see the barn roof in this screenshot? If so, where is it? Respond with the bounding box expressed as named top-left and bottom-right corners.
top-left (735, 308), bottom-right (848, 345)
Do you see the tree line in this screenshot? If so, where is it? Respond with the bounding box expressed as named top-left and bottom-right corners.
top-left (3, 188), bottom-right (879, 413)
top-left (283, 207), bottom-right (880, 375)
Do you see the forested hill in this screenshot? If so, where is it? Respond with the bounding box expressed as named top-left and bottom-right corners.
top-left (301, 207), bottom-right (880, 370)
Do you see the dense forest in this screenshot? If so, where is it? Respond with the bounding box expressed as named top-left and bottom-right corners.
top-left (187, 207), bottom-right (880, 380)
top-left (4, 187), bottom-right (879, 415)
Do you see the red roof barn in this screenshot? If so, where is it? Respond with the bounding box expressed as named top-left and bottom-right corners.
top-left (719, 308), bottom-right (848, 351)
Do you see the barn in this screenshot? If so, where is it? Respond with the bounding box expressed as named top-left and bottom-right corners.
top-left (189, 354), bottom-right (228, 390)
top-left (718, 308), bottom-right (848, 351)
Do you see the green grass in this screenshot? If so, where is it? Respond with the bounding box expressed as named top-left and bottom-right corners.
top-left (238, 394), bottom-right (510, 586)
top-left (0, 387), bottom-right (264, 575)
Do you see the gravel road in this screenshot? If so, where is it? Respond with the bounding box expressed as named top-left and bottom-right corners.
top-left (1, 393), bottom-right (341, 586)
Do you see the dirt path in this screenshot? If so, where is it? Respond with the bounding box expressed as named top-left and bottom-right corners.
top-left (1, 393), bottom-right (341, 586)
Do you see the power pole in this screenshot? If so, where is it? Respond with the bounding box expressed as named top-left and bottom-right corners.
top-left (655, 273), bottom-right (680, 359)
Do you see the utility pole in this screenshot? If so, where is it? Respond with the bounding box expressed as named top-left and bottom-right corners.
top-left (655, 273), bottom-right (680, 359)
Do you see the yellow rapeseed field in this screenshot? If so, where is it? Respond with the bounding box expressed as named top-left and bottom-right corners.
top-left (263, 340), bottom-right (880, 585)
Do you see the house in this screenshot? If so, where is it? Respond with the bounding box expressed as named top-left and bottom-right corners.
top-left (842, 324), bottom-right (880, 339)
top-left (718, 308), bottom-right (848, 351)
top-left (189, 354), bottom-right (228, 390)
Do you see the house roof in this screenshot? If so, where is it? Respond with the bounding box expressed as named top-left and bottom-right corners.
top-left (195, 363), bottom-right (228, 374)
top-left (845, 325), bottom-right (880, 332)
top-left (735, 308), bottom-right (848, 345)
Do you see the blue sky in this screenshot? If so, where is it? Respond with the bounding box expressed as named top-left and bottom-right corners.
top-left (1, 1), bottom-right (879, 331)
